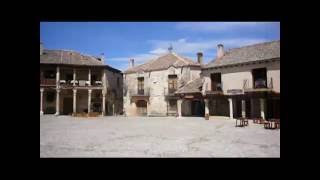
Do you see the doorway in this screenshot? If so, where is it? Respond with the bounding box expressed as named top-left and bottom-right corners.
top-left (267, 99), bottom-right (280, 119)
top-left (136, 100), bottom-right (147, 116)
top-left (63, 98), bottom-right (73, 115)
top-left (191, 100), bottom-right (205, 117)
top-left (245, 99), bottom-right (251, 118)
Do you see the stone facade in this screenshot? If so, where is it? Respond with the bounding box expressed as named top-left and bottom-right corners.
top-left (124, 66), bottom-right (201, 116)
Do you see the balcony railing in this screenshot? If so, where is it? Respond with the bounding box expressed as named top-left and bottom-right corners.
top-left (164, 88), bottom-right (177, 96)
top-left (58, 80), bottom-right (103, 87)
top-left (205, 82), bottom-right (223, 95)
top-left (211, 82), bottom-right (223, 91)
top-left (40, 78), bottom-right (56, 86)
top-left (243, 77), bottom-right (273, 91)
top-left (130, 88), bottom-right (150, 97)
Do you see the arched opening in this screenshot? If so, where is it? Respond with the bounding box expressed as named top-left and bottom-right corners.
top-left (136, 100), bottom-right (147, 116)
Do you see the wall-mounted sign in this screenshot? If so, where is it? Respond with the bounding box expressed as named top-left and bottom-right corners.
top-left (227, 89), bottom-right (243, 94)
top-left (185, 95), bottom-right (194, 99)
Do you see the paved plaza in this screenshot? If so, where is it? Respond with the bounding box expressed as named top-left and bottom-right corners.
top-left (40, 115), bottom-right (280, 157)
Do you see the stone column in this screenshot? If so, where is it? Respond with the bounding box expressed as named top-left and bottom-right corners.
top-left (88, 89), bottom-right (92, 114)
top-left (241, 99), bottom-right (246, 118)
top-left (204, 99), bottom-right (209, 116)
top-left (55, 89), bottom-right (60, 116)
top-left (103, 70), bottom-right (107, 90)
top-left (260, 98), bottom-right (266, 119)
top-left (177, 99), bottom-right (182, 118)
top-left (73, 69), bottom-right (76, 86)
top-left (102, 91), bottom-right (106, 116)
top-left (228, 98), bottom-right (233, 119)
top-left (73, 89), bottom-right (77, 115)
top-left (56, 66), bottom-right (60, 88)
top-left (88, 69), bottom-right (91, 86)
top-left (40, 88), bottom-right (44, 115)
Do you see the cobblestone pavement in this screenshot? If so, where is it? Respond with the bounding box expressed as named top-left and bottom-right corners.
top-left (40, 115), bottom-right (280, 157)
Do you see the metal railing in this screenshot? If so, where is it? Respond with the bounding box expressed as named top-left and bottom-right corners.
top-left (211, 82), bottom-right (223, 91)
top-left (243, 77), bottom-right (273, 89)
top-left (164, 88), bottom-right (177, 96)
top-left (129, 88), bottom-right (150, 96)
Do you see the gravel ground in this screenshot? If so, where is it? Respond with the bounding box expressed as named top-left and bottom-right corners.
top-left (40, 115), bottom-right (280, 157)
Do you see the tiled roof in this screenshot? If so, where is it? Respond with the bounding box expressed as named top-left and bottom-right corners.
top-left (175, 78), bottom-right (203, 94)
top-left (203, 40), bottom-right (280, 69)
top-left (124, 52), bottom-right (200, 73)
top-left (40, 49), bottom-right (105, 67)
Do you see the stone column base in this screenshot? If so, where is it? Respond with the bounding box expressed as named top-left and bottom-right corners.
top-left (40, 111), bottom-right (44, 115)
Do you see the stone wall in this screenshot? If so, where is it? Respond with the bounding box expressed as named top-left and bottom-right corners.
top-left (105, 70), bottom-right (123, 115)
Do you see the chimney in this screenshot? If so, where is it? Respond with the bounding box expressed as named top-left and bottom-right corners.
top-left (40, 42), bottom-right (43, 55)
top-left (217, 44), bottom-right (224, 59)
top-left (129, 59), bottom-right (135, 68)
top-left (100, 53), bottom-right (105, 63)
top-left (197, 52), bottom-right (203, 64)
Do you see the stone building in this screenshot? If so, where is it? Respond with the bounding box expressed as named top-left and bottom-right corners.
top-left (123, 50), bottom-right (202, 116)
top-left (200, 40), bottom-right (280, 120)
top-left (40, 42), bottom-right (123, 116)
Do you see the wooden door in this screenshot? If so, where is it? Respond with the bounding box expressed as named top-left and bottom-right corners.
top-left (136, 100), bottom-right (147, 116)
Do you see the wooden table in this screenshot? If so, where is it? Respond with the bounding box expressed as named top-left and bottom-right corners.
top-left (236, 118), bottom-right (248, 127)
top-left (269, 119), bottom-right (280, 129)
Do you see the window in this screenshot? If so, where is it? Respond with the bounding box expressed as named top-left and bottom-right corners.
top-left (137, 77), bottom-right (144, 94)
top-left (168, 75), bottom-right (178, 93)
top-left (252, 68), bottom-right (267, 88)
top-left (211, 73), bottom-right (222, 91)
top-left (117, 77), bottom-right (120, 88)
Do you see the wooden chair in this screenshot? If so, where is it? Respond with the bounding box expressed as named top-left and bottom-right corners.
top-left (236, 118), bottom-right (244, 127)
top-left (275, 119), bottom-right (280, 129)
top-left (236, 117), bottom-right (248, 127)
top-left (264, 120), bottom-right (271, 129)
top-left (243, 118), bottom-right (249, 126)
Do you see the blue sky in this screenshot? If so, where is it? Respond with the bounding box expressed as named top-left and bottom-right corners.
top-left (40, 22), bottom-right (280, 70)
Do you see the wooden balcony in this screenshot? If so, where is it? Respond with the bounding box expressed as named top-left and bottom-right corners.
top-left (59, 80), bottom-right (103, 89)
top-left (40, 79), bottom-right (56, 86)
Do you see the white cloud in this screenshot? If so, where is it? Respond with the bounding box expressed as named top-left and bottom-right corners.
top-left (108, 37), bottom-right (270, 70)
top-left (176, 22), bottom-right (279, 32)
top-left (148, 37), bottom-right (268, 54)
top-left (107, 53), bottom-right (160, 71)
top-left (149, 48), bottom-right (167, 55)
